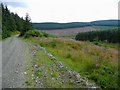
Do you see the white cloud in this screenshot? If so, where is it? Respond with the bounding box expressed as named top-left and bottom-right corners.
top-left (7, 6), bottom-right (27, 18)
top-left (4, 0), bottom-right (119, 22)
top-left (1, 0), bottom-right (25, 2)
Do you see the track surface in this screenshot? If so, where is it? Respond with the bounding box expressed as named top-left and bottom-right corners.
top-left (2, 36), bottom-right (28, 88)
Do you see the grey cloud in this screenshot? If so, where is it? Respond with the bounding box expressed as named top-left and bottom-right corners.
top-left (1, 2), bottom-right (27, 8)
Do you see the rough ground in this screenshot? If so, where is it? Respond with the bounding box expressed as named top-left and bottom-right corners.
top-left (26, 44), bottom-right (98, 88)
top-left (2, 36), bottom-right (29, 88)
top-left (1, 36), bottom-right (98, 88)
top-left (41, 26), bottom-right (98, 37)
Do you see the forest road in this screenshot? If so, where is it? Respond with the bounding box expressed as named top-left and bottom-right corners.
top-left (2, 35), bottom-right (29, 88)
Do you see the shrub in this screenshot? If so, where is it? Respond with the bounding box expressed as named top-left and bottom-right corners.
top-left (42, 32), bottom-right (49, 37)
top-left (24, 30), bottom-right (43, 38)
top-left (24, 30), bottom-right (56, 38)
top-left (2, 29), bottom-right (11, 39)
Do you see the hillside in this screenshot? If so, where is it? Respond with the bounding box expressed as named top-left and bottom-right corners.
top-left (33, 20), bottom-right (119, 30)
top-left (41, 26), bottom-right (98, 37)
top-left (91, 20), bottom-right (119, 26)
top-left (32, 22), bottom-right (91, 30)
top-left (40, 26), bottom-right (118, 37)
top-left (25, 37), bottom-right (119, 89)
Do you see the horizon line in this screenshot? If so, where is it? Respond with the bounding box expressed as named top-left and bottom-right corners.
top-left (32, 19), bottom-right (119, 23)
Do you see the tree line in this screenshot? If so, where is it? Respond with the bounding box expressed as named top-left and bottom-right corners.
top-left (33, 20), bottom-right (119, 30)
top-left (33, 22), bottom-right (91, 30)
top-left (1, 4), bottom-right (32, 39)
top-left (75, 29), bottom-right (119, 43)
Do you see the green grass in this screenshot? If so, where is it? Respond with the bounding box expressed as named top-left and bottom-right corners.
top-left (92, 41), bottom-right (119, 50)
top-left (92, 26), bottom-right (118, 30)
top-left (26, 37), bottom-right (119, 89)
top-left (1, 31), bottom-right (20, 40)
top-left (23, 43), bottom-right (36, 88)
top-left (31, 46), bottom-right (76, 88)
top-left (11, 31), bottom-right (20, 35)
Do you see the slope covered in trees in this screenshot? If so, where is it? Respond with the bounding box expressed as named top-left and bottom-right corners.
top-left (1, 4), bottom-right (32, 39)
top-left (33, 20), bottom-right (119, 30)
top-left (33, 22), bottom-right (91, 30)
top-left (91, 20), bottom-right (119, 26)
top-left (75, 28), bottom-right (119, 43)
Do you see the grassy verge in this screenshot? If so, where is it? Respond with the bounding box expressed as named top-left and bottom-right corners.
top-left (92, 41), bottom-right (119, 50)
top-left (32, 48), bottom-right (76, 88)
top-left (1, 31), bottom-right (20, 40)
top-left (11, 31), bottom-right (20, 35)
top-left (24, 40), bottom-right (93, 88)
top-left (26, 37), bottom-right (119, 89)
top-left (23, 42), bottom-right (36, 88)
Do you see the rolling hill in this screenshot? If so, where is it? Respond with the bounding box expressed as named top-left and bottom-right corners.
top-left (32, 20), bottom-right (119, 30)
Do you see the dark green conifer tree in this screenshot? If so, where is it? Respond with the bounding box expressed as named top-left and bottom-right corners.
top-left (20, 13), bottom-right (32, 36)
top-left (2, 4), bottom-right (33, 38)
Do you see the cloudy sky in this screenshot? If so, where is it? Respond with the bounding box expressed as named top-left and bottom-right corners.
top-left (1, 0), bottom-right (119, 23)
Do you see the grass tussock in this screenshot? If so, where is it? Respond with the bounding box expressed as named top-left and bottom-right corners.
top-left (27, 37), bottom-right (119, 89)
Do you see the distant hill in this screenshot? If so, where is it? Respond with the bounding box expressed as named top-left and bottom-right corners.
top-left (32, 20), bottom-right (119, 30)
top-left (91, 20), bottom-right (119, 26)
top-left (32, 22), bottom-right (91, 30)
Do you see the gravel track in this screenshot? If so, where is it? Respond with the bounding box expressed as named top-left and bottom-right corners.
top-left (1, 36), bottom-right (99, 88)
top-left (2, 36), bottom-right (28, 88)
